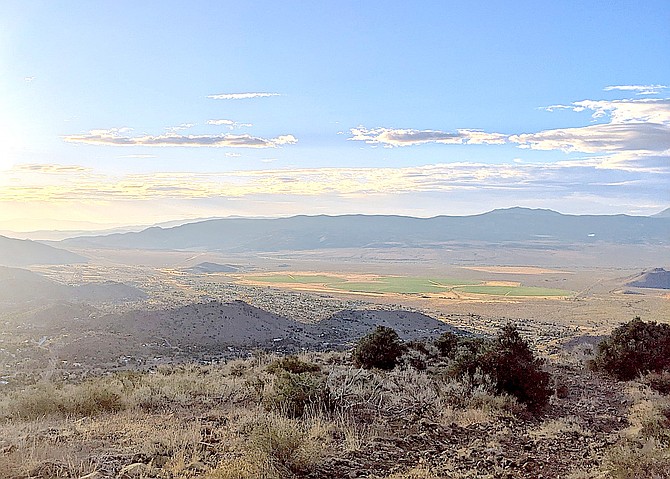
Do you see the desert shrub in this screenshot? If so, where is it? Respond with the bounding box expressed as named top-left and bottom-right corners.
top-left (352, 326), bottom-right (405, 370)
top-left (643, 371), bottom-right (670, 395)
top-left (264, 371), bottom-right (331, 418)
top-left (592, 317), bottom-right (670, 381)
top-left (437, 325), bottom-right (551, 412)
top-left (435, 331), bottom-right (460, 358)
top-left (480, 324), bottom-right (552, 412)
top-left (266, 356), bottom-right (321, 375)
top-left (446, 336), bottom-right (489, 380)
top-left (604, 439), bottom-right (670, 479)
top-left (3, 380), bottom-right (124, 419)
top-left (248, 415), bottom-right (321, 477)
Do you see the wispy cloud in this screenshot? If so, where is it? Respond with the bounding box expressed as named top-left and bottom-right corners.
top-left (207, 119), bottom-right (253, 128)
top-left (63, 128), bottom-right (297, 149)
top-left (207, 92), bottom-right (280, 100)
top-left (349, 127), bottom-right (507, 147)
top-left (4, 159), bottom-right (666, 202)
top-left (604, 84), bottom-right (668, 95)
top-left (165, 123), bottom-right (195, 132)
top-left (12, 164), bottom-right (91, 173)
top-left (513, 98), bottom-right (670, 155)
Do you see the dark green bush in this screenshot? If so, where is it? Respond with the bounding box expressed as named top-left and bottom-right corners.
top-left (592, 317), bottom-right (670, 381)
top-left (480, 324), bottom-right (552, 412)
top-left (352, 326), bottom-right (405, 370)
top-left (435, 331), bottom-right (460, 358)
top-left (438, 325), bottom-right (551, 412)
top-left (266, 356), bottom-right (321, 375)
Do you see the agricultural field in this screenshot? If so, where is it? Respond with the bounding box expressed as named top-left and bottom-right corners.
top-left (239, 272), bottom-right (574, 297)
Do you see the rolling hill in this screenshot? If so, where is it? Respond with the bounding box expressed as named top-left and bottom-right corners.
top-left (0, 266), bottom-right (146, 304)
top-left (60, 208), bottom-right (670, 252)
top-left (0, 235), bottom-right (86, 266)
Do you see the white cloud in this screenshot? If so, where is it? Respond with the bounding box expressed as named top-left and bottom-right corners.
top-left (63, 128), bottom-right (297, 149)
top-left (207, 119), bottom-right (253, 129)
top-left (207, 119), bottom-right (235, 126)
top-left (512, 98), bottom-right (670, 158)
top-left (349, 127), bottom-right (507, 147)
top-left (165, 123), bottom-right (195, 132)
top-left (604, 84), bottom-right (668, 95)
top-left (207, 92), bottom-right (280, 100)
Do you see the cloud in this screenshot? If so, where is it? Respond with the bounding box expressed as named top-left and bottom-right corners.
top-left (513, 98), bottom-right (670, 156)
top-left (63, 128), bottom-right (297, 149)
top-left (604, 84), bottom-right (668, 95)
top-left (349, 127), bottom-right (507, 147)
top-left (4, 159), bottom-right (666, 203)
top-left (165, 123), bottom-right (195, 132)
top-left (12, 164), bottom-right (91, 173)
top-left (207, 119), bottom-right (235, 126)
top-left (207, 92), bottom-right (281, 100)
top-left (207, 119), bottom-right (253, 128)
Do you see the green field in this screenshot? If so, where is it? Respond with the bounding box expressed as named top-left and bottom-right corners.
top-left (244, 273), bottom-right (572, 297)
top-left (245, 274), bottom-right (346, 284)
top-left (454, 285), bottom-right (573, 297)
top-left (331, 277), bottom-right (479, 294)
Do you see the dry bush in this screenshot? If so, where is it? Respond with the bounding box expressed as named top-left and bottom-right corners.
top-left (2, 380), bottom-right (124, 420)
top-left (248, 414), bottom-right (322, 477)
top-left (604, 439), bottom-right (670, 479)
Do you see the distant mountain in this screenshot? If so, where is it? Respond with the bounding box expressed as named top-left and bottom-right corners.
top-left (0, 235), bottom-right (86, 266)
top-left (653, 208), bottom-right (670, 218)
top-left (61, 208), bottom-right (670, 252)
top-left (626, 268), bottom-right (670, 290)
top-left (0, 266), bottom-right (146, 304)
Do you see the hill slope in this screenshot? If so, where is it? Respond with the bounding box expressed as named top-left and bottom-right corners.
top-left (0, 266), bottom-right (146, 304)
top-left (0, 235), bottom-right (86, 266)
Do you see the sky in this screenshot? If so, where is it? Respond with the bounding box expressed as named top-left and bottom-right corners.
top-left (0, 0), bottom-right (669, 231)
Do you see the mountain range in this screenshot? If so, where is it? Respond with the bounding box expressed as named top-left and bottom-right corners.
top-left (60, 208), bottom-right (670, 252)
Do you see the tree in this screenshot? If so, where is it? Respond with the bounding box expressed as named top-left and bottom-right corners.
top-left (592, 317), bottom-right (670, 381)
top-left (352, 326), bottom-right (405, 370)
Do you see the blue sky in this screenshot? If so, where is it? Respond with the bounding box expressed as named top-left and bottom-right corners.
top-left (0, 1), bottom-right (668, 230)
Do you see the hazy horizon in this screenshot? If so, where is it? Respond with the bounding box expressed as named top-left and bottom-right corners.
top-left (1, 1), bottom-right (668, 231)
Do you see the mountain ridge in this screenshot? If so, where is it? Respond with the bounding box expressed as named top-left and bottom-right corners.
top-left (59, 208), bottom-right (670, 252)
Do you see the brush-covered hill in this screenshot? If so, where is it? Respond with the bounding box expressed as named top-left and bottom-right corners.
top-left (0, 235), bottom-right (86, 266)
top-left (6, 299), bottom-right (465, 369)
top-left (0, 266), bottom-right (146, 304)
top-left (60, 208), bottom-right (670, 252)
top-left (626, 268), bottom-right (670, 289)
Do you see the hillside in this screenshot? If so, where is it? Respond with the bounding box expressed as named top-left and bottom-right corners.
top-left (0, 266), bottom-right (146, 304)
top-left (0, 235), bottom-right (86, 266)
top-left (60, 208), bottom-right (670, 252)
top-left (627, 268), bottom-right (670, 289)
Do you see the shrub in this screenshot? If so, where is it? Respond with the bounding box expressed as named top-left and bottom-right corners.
top-left (352, 326), bottom-right (405, 370)
top-left (480, 324), bottom-right (552, 412)
top-left (643, 371), bottom-right (670, 395)
top-left (592, 317), bottom-right (670, 380)
top-left (435, 331), bottom-right (460, 358)
top-left (266, 356), bottom-right (321, 375)
top-left (264, 371), bottom-right (330, 418)
top-left (248, 416), bottom-right (320, 477)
